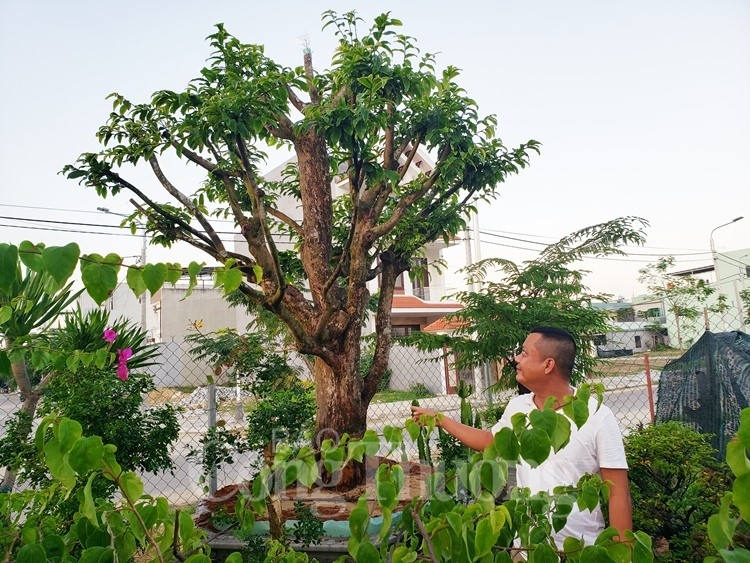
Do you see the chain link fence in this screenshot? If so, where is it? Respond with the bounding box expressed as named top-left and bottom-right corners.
top-left (1, 304), bottom-right (747, 507)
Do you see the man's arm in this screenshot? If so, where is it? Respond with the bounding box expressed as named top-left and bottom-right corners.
top-left (410, 406), bottom-right (494, 451)
top-left (601, 467), bottom-right (633, 541)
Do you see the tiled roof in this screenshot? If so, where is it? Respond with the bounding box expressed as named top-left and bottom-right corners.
top-left (422, 316), bottom-right (467, 333)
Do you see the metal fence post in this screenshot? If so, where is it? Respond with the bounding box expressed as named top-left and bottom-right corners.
top-left (207, 382), bottom-right (217, 495)
top-left (644, 353), bottom-right (655, 423)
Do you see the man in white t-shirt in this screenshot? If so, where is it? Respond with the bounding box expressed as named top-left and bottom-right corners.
top-left (410, 326), bottom-right (632, 548)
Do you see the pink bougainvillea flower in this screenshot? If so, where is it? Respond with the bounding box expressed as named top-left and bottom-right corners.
top-left (103, 328), bottom-right (117, 344)
top-left (116, 348), bottom-right (133, 381)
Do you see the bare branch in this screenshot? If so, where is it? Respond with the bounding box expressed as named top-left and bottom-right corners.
top-left (100, 167), bottom-right (214, 248)
top-left (266, 207), bottom-right (303, 237)
top-left (235, 137), bottom-right (286, 305)
top-left (286, 84), bottom-right (307, 112)
top-left (170, 140), bottom-right (220, 173)
top-left (303, 47), bottom-right (319, 104)
top-left (149, 155), bottom-right (227, 252)
top-left (411, 508), bottom-right (438, 563)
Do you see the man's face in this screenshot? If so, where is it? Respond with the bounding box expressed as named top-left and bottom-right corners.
top-left (514, 333), bottom-right (550, 388)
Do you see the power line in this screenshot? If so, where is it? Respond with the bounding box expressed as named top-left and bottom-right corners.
top-left (0, 213), bottom-right (737, 267)
top-left (478, 229), bottom-right (711, 257)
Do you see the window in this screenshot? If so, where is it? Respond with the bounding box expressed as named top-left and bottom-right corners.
top-left (593, 334), bottom-right (607, 346)
top-left (392, 325), bottom-right (420, 338)
top-left (634, 335), bottom-right (642, 348)
top-left (411, 258), bottom-right (430, 299)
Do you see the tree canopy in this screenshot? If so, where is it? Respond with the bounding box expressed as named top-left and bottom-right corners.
top-left (61, 10), bottom-right (542, 476)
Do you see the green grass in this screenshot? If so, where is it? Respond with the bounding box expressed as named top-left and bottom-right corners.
top-left (372, 387), bottom-right (434, 404)
top-left (592, 349), bottom-right (684, 378)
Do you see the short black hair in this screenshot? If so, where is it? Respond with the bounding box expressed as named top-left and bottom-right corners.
top-left (530, 326), bottom-right (576, 377)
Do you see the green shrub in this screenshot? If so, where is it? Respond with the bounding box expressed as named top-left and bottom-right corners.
top-left (359, 349), bottom-right (393, 392)
top-left (624, 421), bottom-right (733, 562)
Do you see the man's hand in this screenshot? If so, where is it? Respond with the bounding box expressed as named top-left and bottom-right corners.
top-left (410, 405), bottom-right (439, 425)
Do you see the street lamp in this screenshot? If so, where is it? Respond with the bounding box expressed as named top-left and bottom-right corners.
top-left (710, 216), bottom-right (743, 330)
top-left (98, 207), bottom-right (148, 333)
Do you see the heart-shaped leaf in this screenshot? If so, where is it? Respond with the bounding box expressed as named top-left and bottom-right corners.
top-left (42, 243), bottom-right (80, 285)
top-left (142, 263), bottom-right (168, 295)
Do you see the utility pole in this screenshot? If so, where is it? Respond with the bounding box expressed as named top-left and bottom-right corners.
top-left (710, 216), bottom-right (743, 331)
top-left (98, 207), bottom-right (148, 335)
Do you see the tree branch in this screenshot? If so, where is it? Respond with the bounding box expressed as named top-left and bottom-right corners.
top-left (411, 507), bottom-right (438, 563)
top-left (303, 47), bottom-right (319, 105)
top-left (265, 206), bottom-right (303, 237)
top-left (100, 168), bottom-right (214, 248)
top-left (235, 137), bottom-right (286, 305)
top-left (148, 156), bottom-right (226, 252)
top-left (286, 84), bottom-right (307, 112)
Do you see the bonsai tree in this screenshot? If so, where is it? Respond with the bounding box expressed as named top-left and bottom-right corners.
top-left (62, 11), bottom-right (543, 488)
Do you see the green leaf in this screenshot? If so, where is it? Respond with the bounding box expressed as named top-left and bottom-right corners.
top-left (113, 531), bottom-right (137, 563)
top-left (223, 267), bottom-right (243, 294)
top-left (178, 510), bottom-right (198, 553)
top-left (493, 427), bottom-right (520, 461)
top-left (529, 409), bottom-right (557, 438)
top-left (734, 473), bottom-right (750, 522)
top-left (445, 511), bottom-right (462, 536)
top-left (0, 243), bottom-right (19, 291)
top-left (580, 545), bottom-right (615, 562)
top-left (348, 499), bottom-right (371, 541)
top-left (377, 479), bottom-right (398, 511)
top-left (529, 542), bottom-right (558, 562)
top-left (42, 243), bottom-right (80, 285)
top-left (81, 262), bottom-right (118, 305)
top-left (737, 408), bottom-right (750, 450)
top-left (474, 518), bottom-right (499, 558)
top-left (519, 428), bottom-right (551, 468)
top-left (550, 414), bottom-right (571, 452)
top-left (41, 535), bottom-right (65, 560)
top-left (126, 266), bottom-right (147, 298)
top-left (69, 435), bottom-right (105, 475)
top-left (604, 542), bottom-right (632, 563)
top-left (78, 546), bottom-right (115, 563)
top-left (363, 429), bottom-right (381, 456)
top-left (717, 548), bottom-right (750, 563)
top-left (44, 438), bottom-right (76, 489)
top-left (252, 264), bottom-right (263, 284)
top-left (15, 544), bottom-right (47, 563)
top-left (119, 471), bottom-right (144, 502)
top-left (0, 305), bottom-right (12, 325)
top-left (0, 351), bottom-right (10, 375)
top-left (81, 472), bottom-right (98, 523)
top-left (355, 541), bottom-right (381, 563)
top-left (58, 418), bottom-right (83, 453)
top-left (18, 241), bottom-right (43, 272)
top-left (142, 263), bottom-right (168, 295)
top-left (562, 397), bottom-right (589, 429)
top-left (166, 262), bottom-right (182, 285)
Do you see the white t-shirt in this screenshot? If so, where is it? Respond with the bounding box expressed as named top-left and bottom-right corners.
top-left (491, 392), bottom-right (628, 547)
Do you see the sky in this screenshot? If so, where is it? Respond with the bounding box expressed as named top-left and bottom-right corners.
top-left (1, 1), bottom-right (748, 300)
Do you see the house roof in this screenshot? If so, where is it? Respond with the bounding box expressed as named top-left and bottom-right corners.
top-left (392, 295), bottom-right (462, 311)
top-left (422, 316), bottom-right (467, 333)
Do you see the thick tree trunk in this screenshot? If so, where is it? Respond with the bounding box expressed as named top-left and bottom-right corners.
top-left (313, 357), bottom-right (368, 490)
